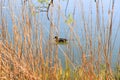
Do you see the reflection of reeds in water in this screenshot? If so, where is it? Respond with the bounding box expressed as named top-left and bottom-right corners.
top-left (0, 0), bottom-right (120, 80)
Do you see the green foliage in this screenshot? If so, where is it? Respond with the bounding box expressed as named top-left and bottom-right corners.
top-left (99, 64), bottom-right (106, 80)
top-left (65, 14), bottom-right (73, 24)
top-left (114, 64), bottom-right (120, 80)
top-left (63, 60), bottom-right (71, 80)
top-left (37, 0), bottom-right (48, 3)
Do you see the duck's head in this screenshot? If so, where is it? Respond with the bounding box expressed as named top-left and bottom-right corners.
top-left (54, 36), bottom-right (59, 42)
top-left (54, 36), bottom-right (58, 39)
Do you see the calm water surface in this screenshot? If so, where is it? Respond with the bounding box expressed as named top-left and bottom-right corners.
top-left (1, 0), bottom-right (120, 68)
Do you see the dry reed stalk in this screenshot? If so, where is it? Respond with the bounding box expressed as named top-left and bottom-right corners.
top-left (53, 0), bottom-right (60, 68)
top-left (48, 3), bottom-right (54, 68)
top-left (0, 40), bottom-right (2, 78)
top-left (95, 1), bottom-right (102, 78)
top-left (108, 0), bottom-right (114, 67)
top-left (1, 41), bottom-right (40, 79)
top-left (1, 18), bottom-right (7, 41)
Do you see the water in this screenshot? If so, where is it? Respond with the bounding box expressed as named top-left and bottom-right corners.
top-left (0, 0), bottom-right (120, 68)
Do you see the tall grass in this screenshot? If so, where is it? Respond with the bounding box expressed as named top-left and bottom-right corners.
top-left (0, 0), bottom-right (120, 80)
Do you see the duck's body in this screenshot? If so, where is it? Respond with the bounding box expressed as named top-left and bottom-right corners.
top-left (54, 36), bottom-right (68, 44)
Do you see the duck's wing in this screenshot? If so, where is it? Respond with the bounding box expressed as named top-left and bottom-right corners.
top-left (59, 38), bottom-right (68, 42)
top-left (56, 38), bottom-right (68, 45)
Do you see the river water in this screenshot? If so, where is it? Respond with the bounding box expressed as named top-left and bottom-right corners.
top-left (0, 0), bottom-right (120, 68)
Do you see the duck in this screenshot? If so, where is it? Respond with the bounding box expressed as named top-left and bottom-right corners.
top-left (54, 36), bottom-right (68, 44)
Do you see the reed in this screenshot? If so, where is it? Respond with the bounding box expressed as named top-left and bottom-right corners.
top-left (0, 0), bottom-right (120, 80)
